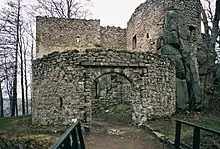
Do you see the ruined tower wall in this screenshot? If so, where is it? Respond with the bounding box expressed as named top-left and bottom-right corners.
top-left (126, 0), bottom-right (201, 53)
top-left (127, 1), bottom-right (165, 52)
top-left (182, 0), bottom-right (201, 28)
top-left (36, 17), bottom-right (101, 58)
top-left (100, 26), bottom-right (126, 49)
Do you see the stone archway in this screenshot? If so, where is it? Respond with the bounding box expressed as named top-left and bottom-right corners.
top-left (91, 72), bottom-right (135, 125)
top-left (82, 67), bottom-right (148, 127)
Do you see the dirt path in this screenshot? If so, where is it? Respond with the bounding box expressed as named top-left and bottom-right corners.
top-left (85, 124), bottom-right (165, 149)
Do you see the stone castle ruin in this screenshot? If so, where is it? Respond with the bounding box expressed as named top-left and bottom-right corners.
top-left (33, 0), bottom-right (205, 126)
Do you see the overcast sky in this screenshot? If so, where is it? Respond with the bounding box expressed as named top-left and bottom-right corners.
top-left (0, 0), bottom-right (146, 28)
top-left (90, 0), bottom-right (145, 27)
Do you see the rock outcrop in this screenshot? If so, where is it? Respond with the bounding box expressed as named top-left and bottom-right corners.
top-left (157, 8), bottom-right (202, 110)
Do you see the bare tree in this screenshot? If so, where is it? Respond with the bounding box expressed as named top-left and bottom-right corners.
top-left (24, 43), bottom-right (29, 115)
top-left (199, 0), bottom-right (220, 89)
top-left (19, 21), bottom-right (26, 115)
top-left (1, 52), bottom-right (15, 116)
top-left (35, 0), bottom-right (92, 19)
top-left (0, 0), bottom-right (23, 116)
top-left (13, 0), bottom-right (21, 116)
top-left (21, 29), bottom-right (32, 115)
top-left (201, 0), bottom-right (220, 53)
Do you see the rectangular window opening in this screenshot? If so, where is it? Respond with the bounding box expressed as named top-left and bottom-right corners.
top-left (132, 35), bottom-right (137, 49)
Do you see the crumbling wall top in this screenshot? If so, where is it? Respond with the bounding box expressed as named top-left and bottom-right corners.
top-left (36, 16), bottom-right (100, 23)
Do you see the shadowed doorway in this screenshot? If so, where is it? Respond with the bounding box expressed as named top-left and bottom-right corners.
top-left (91, 73), bottom-right (134, 125)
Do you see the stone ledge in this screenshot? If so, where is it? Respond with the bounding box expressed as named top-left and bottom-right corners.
top-left (140, 124), bottom-right (175, 149)
top-left (80, 61), bottom-right (150, 68)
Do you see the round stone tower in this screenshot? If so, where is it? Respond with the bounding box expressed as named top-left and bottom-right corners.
top-left (126, 0), bottom-right (201, 52)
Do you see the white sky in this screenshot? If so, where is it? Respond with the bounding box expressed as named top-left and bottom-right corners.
top-left (0, 0), bottom-right (146, 28)
top-left (90, 0), bottom-right (146, 27)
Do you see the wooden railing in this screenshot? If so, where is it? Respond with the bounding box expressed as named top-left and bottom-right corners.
top-left (50, 121), bottom-right (85, 149)
top-left (175, 119), bottom-right (220, 149)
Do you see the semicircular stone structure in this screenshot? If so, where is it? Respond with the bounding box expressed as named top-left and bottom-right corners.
top-left (32, 49), bottom-right (176, 126)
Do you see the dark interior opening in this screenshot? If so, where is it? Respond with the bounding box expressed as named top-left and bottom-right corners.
top-left (59, 97), bottom-right (63, 108)
top-left (132, 35), bottom-right (137, 49)
top-left (189, 26), bottom-right (196, 32)
top-left (147, 33), bottom-right (149, 38)
top-left (188, 25), bottom-right (196, 40)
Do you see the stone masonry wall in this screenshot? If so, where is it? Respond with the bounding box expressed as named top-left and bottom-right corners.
top-left (100, 26), bottom-right (126, 49)
top-left (127, 1), bottom-right (164, 53)
top-left (32, 49), bottom-right (176, 126)
top-left (127, 0), bottom-right (201, 52)
top-left (36, 17), bottom-right (101, 58)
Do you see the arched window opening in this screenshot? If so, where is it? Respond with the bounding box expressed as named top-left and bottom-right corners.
top-left (132, 35), bottom-right (137, 49)
top-left (188, 25), bottom-right (196, 40)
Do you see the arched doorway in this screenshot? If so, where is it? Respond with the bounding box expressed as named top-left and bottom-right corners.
top-left (91, 73), bottom-right (135, 125)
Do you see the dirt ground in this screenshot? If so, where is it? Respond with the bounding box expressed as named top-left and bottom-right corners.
top-left (84, 123), bottom-right (165, 149)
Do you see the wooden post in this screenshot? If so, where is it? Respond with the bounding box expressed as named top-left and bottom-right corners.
top-left (193, 127), bottom-right (200, 149)
top-left (175, 120), bottom-right (181, 149)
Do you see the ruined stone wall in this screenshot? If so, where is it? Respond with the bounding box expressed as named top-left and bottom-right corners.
top-left (32, 51), bottom-right (86, 125)
top-left (182, 0), bottom-right (201, 28)
top-left (100, 26), bottom-right (126, 49)
top-left (36, 17), bottom-right (101, 58)
top-left (127, 0), bottom-right (201, 52)
top-left (32, 49), bottom-right (176, 126)
top-left (127, 1), bottom-right (165, 52)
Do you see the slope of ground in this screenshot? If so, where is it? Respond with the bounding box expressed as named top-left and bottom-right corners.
top-left (0, 116), bottom-right (167, 149)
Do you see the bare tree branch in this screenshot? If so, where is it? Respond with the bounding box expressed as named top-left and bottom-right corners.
top-left (35, 0), bottom-right (92, 19)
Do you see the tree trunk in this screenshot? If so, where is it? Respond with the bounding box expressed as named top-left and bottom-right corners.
top-left (24, 43), bottom-right (28, 115)
top-left (12, 74), bottom-right (17, 117)
top-left (20, 39), bottom-right (25, 115)
top-left (0, 82), bottom-right (4, 117)
top-left (30, 37), bottom-right (34, 115)
top-left (12, 0), bottom-right (21, 117)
